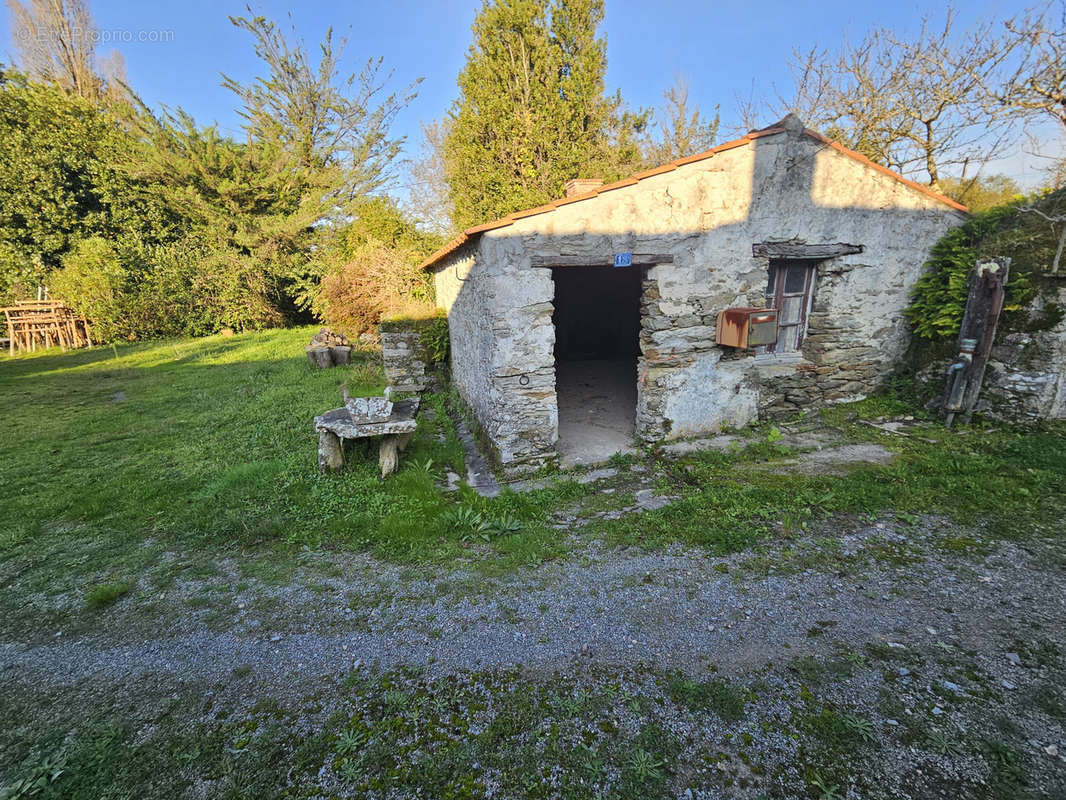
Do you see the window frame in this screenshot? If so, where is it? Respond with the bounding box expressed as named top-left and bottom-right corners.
top-left (764, 259), bottom-right (817, 354)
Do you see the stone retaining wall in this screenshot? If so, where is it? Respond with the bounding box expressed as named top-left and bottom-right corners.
top-left (918, 284), bottom-right (1066, 422)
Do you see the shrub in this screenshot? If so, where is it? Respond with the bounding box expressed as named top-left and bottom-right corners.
top-left (50, 235), bottom-right (286, 341)
top-left (317, 243), bottom-right (432, 334)
top-left (49, 237), bottom-right (130, 341)
top-left (420, 312), bottom-right (450, 363)
top-left (906, 187), bottom-right (1066, 341)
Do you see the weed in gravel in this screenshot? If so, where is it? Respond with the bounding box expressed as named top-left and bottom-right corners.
top-left (980, 738), bottom-right (1026, 796)
top-left (798, 707), bottom-right (878, 754)
top-left (334, 728), bottom-right (368, 757)
top-left (924, 726), bottom-right (967, 756)
top-left (810, 772), bottom-right (843, 800)
top-left (842, 713), bottom-right (876, 743)
top-left (84, 580), bottom-right (134, 610)
top-left (625, 746), bottom-right (664, 781)
top-left (665, 675), bottom-right (746, 721)
top-left (0, 753), bottom-right (66, 799)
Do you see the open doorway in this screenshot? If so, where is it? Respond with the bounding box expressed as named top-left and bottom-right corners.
top-left (551, 265), bottom-right (642, 467)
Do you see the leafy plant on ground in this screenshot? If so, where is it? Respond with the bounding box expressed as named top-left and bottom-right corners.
top-left (810, 772), bottom-right (842, 800)
top-left (624, 747), bottom-right (663, 781)
top-left (334, 728), bottom-right (368, 757)
top-left (0, 753), bottom-right (66, 800)
top-left (980, 738), bottom-right (1026, 795)
top-left (439, 506), bottom-right (495, 543)
top-left (841, 713), bottom-right (875, 743)
top-left (924, 726), bottom-right (966, 757)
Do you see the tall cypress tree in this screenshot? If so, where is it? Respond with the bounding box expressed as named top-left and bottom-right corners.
top-left (444, 0), bottom-right (644, 229)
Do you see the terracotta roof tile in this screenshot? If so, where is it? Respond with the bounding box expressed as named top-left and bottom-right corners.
top-left (631, 164), bottom-right (678, 179)
top-left (508, 203), bottom-right (558, 220)
top-left (420, 124), bottom-right (967, 271)
top-left (552, 191), bottom-right (599, 207)
top-left (594, 176), bottom-right (640, 193)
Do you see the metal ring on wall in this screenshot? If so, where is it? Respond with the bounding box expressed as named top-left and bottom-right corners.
top-left (519, 375), bottom-right (530, 386)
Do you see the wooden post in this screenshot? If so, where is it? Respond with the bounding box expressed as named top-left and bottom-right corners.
top-left (3, 310), bottom-right (12, 356)
top-left (944, 258), bottom-right (1010, 426)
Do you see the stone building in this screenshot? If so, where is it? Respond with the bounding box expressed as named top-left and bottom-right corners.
top-left (423, 116), bottom-right (968, 473)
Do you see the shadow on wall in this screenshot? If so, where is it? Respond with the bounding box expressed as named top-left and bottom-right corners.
top-left (433, 117), bottom-right (967, 473)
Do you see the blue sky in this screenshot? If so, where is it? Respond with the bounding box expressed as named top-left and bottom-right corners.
top-left (2, 0), bottom-right (1060, 190)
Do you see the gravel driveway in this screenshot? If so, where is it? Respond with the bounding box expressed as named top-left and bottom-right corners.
top-left (3, 516), bottom-right (1065, 798)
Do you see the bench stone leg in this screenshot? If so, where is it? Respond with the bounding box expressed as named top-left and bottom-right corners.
top-left (396, 432), bottom-right (414, 451)
top-left (379, 435), bottom-right (401, 478)
top-left (318, 430), bottom-right (344, 471)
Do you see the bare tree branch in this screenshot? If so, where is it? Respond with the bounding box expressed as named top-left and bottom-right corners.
top-left (773, 6), bottom-right (1023, 186)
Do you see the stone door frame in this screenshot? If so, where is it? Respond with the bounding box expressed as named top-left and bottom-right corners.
top-left (533, 254), bottom-right (672, 448)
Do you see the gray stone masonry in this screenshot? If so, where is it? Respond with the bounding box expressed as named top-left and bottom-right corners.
top-left (919, 283), bottom-right (1066, 422)
top-left (380, 322), bottom-right (435, 393)
top-left (432, 120), bottom-right (968, 474)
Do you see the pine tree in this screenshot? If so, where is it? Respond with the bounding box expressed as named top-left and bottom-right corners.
top-left (444, 0), bottom-right (645, 229)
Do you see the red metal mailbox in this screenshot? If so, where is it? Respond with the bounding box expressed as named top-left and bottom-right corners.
top-left (715, 307), bottom-right (779, 349)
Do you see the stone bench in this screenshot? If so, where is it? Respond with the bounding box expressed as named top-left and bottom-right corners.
top-left (314, 398), bottom-right (420, 478)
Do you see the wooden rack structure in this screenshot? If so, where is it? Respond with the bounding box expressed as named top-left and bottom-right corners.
top-left (1, 300), bottom-right (92, 355)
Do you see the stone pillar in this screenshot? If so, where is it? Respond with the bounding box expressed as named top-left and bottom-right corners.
top-left (379, 318), bottom-right (442, 392)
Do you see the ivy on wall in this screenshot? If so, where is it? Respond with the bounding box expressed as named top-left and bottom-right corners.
top-left (906, 187), bottom-right (1066, 340)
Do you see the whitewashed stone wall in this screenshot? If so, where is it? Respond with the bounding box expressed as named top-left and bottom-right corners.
top-left (433, 122), bottom-right (966, 471)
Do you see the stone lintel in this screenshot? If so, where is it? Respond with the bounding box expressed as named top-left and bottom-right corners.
top-left (752, 241), bottom-right (864, 260)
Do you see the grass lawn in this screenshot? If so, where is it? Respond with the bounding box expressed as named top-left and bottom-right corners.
top-left (2, 328), bottom-right (1066, 799)
top-left (2, 326), bottom-right (1065, 631)
top-left (0, 328), bottom-right (586, 630)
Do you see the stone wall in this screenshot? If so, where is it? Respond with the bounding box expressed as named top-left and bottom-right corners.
top-left (433, 121), bottom-right (967, 472)
top-left (379, 320), bottom-right (436, 393)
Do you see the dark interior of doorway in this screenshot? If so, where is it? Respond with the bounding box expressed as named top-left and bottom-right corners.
top-left (551, 265), bottom-right (642, 467)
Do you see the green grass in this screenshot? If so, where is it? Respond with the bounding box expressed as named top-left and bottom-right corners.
top-left (591, 397), bottom-right (1066, 559)
top-left (2, 330), bottom-right (1065, 638)
top-left (0, 328), bottom-right (586, 632)
top-left (3, 630), bottom-right (1058, 799)
top-left (84, 579), bottom-right (134, 610)
top-left (0, 667), bottom-right (696, 800)
top-left (663, 675), bottom-right (746, 721)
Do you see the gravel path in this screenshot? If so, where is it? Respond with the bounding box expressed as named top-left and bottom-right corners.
top-left (3, 521), bottom-right (1062, 692)
top-left (4, 518), bottom-right (1066, 799)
